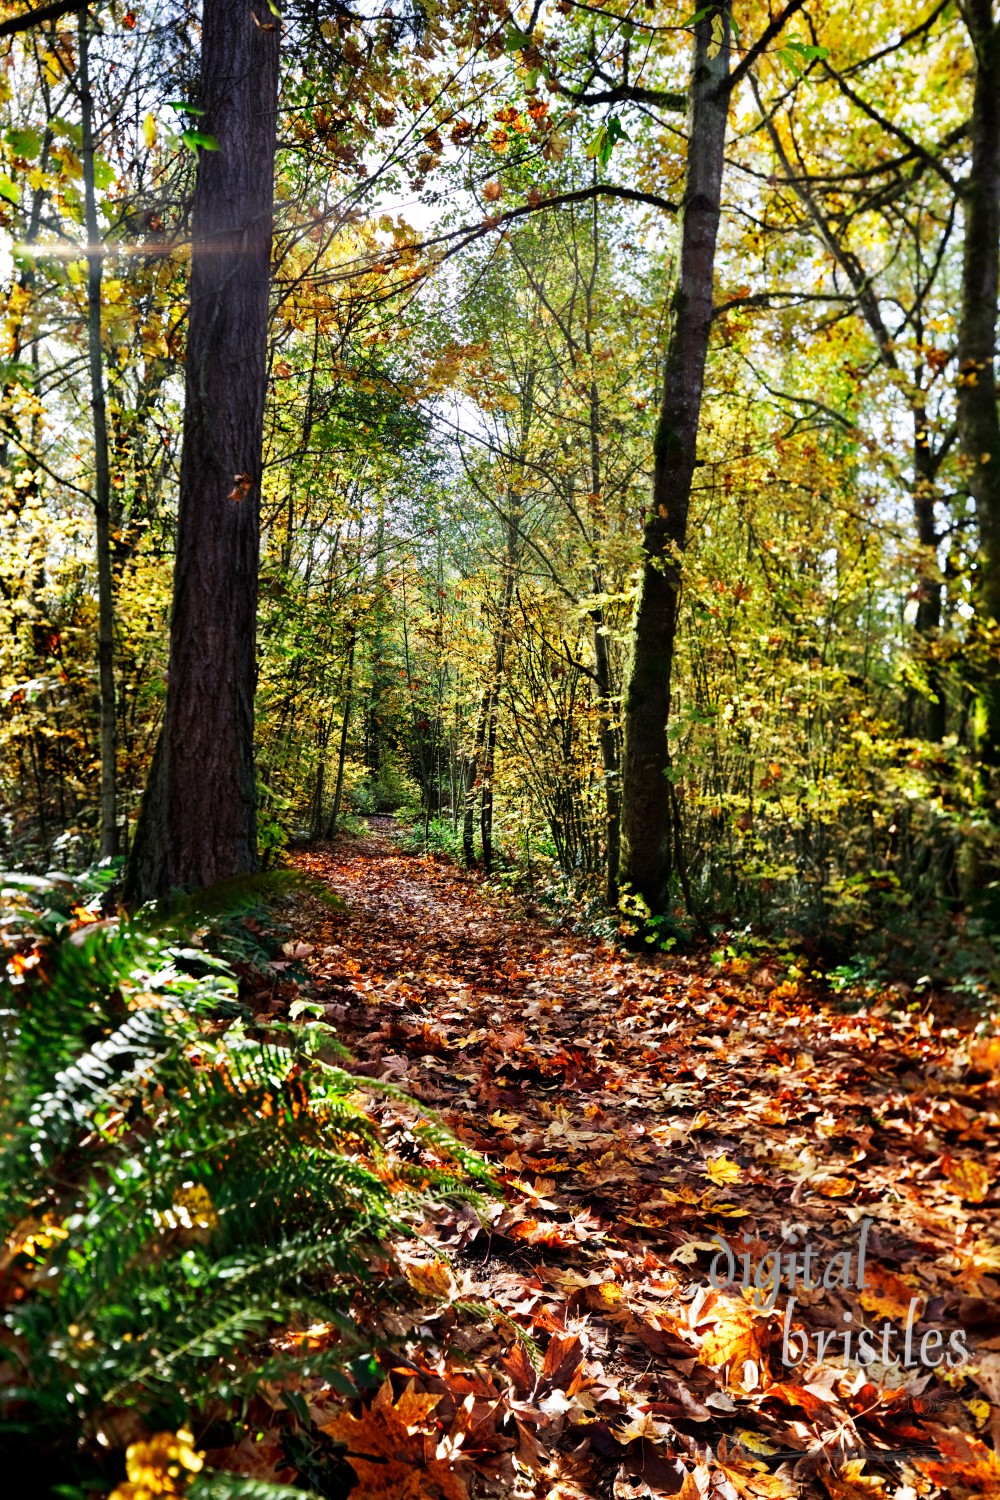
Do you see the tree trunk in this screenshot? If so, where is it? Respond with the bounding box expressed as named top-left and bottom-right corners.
top-left (79, 13), bottom-right (117, 860)
top-left (364, 502), bottom-right (387, 776)
top-left (125, 1), bottom-right (280, 899)
top-left (326, 631), bottom-right (356, 838)
top-left (462, 687), bottom-right (487, 867)
top-left (912, 400), bottom-right (946, 740)
top-left (581, 206), bottom-right (621, 904)
top-left (618, 5), bottom-right (731, 912)
top-left (479, 526), bottom-right (517, 875)
top-left (958, 0), bottom-right (1000, 763)
top-left (593, 605), bottom-right (620, 903)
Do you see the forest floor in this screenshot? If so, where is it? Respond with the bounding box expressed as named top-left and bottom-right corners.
top-left (268, 824), bottom-right (1000, 1500)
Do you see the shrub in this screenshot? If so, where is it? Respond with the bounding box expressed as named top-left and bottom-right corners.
top-left (0, 871), bottom-right (491, 1496)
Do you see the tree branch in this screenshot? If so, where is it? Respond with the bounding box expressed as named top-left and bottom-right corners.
top-left (712, 289), bottom-right (856, 319)
top-left (563, 81), bottom-right (687, 112)
top-left (0, 1), bottom-right (84, 39)
top-left (410, 184), bottom-right (679, 261)
top-left (723, 0), bottom-right (809, 97)
top-left (821, 58), bottom-right (959, 190)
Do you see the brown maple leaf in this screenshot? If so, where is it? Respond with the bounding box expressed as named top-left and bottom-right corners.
top-left (321, 1378), bottom-right (469, 1500)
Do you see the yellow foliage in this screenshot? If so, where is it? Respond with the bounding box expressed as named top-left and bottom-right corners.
top-left (109, 1429), bottom-right (204, 1500)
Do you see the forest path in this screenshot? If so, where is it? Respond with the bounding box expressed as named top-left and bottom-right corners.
top-left (290, 830), bottom-right (1000, 1500)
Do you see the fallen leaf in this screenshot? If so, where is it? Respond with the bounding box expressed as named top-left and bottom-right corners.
top-left (941, 1155), bottom-right (991, 1203)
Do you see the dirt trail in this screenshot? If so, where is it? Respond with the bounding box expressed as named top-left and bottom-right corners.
top-left (291, 829), bottom-right (1000, 1500)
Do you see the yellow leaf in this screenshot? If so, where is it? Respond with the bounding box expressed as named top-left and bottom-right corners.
top-left (109, 1429), bottom-right (203, 1500)
top-left (705, 1153), bottom-right (743, 1186)
top-left (698, 1298), bottom-right (765, 1391)
top-left (814, 1175), bottom-right (854, 1197)
top-left (583, 1279), bottom-right (623, 1312)
top-left (403, 1257), bottom-right (457, 1302)
top-left (968, 1396), bottom-right (991, 1428)
top-left (942, 1156), bottom-right (990, 1203)
top-left (143, 112), bottom-right (158, 151)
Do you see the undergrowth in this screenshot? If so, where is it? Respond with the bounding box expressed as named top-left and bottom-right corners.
top-left (0, 869), bottom-right (492, 1498)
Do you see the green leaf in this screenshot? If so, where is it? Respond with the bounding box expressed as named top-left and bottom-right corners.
top-left (5, 127), bottom-right (41, 160)
top-left (168, 100), bottom-right (206, 116)
top-left (0, 174), bottom-right (20, 205)
top-left (679, 6), bottom-right (713, 26)
top-left (504, 25), bottom-right (533, 52)
top-left (288, 999), bottom-right (324, 1020)
top-left (280, 1388), bottom-right (310, 1424)
top-left (784, 39), bottom-right (830, 61)
top-left (621, 20), bottom-right (635, 40)
top-left (267, 0), bottom-right (282, 13)
top-left (93, 156), bottom-right (115, 189)
top-left (182, 130), bottom-right (220, 153)
top-left (586, 122), bottom-right (607, 162)
top-left (777, 46), bottom-right (803, 77)
top-left (585, 114), bottom-right (630, 169)
top-left (0, 359), bottom-right (36, 387)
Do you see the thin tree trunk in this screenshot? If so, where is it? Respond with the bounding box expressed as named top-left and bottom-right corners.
top-left (125, 2), bottom-right (280, 898)
top-left (479, 526), bottom-right (517, 875)
top-left (618, 5), bottom-right (731, 912)
top-left (326, 631), bottom-right (356, 838)
top-left (593, 605), bottom-right (620, 903)
top-left (80, 13), bottom-right (117, 859)
top-left (912, 400), bottom-right (946, 740)
top-left (581, 200), bottom-right (621, 903)
top-left (365, 501), bottom-right (387, 776)
top-left (958, 0), bottom-right (1000, 763)
top-left (463, 687), bottom-right (487, 867)
top-left (310, 757), bottom-right (326, 843)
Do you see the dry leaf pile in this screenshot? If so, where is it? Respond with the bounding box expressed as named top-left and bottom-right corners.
top-left (237, 827), bottom-right (1000, 1500)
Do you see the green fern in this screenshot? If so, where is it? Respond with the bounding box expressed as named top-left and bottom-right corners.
top-left (0, 868), bottom-right (493, 1493)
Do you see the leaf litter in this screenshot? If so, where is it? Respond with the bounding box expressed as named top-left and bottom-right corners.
top-left (243, 826), bottom-right (1000, 1500)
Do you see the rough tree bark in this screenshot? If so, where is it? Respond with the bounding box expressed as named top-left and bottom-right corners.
top-left (957, 0), bottom-right (1000, 763)
top-left (125, 0), bottom-right (280, 898)
top-left (617, 4), bottom-right (731, 912)
top-left (79, 12), bottom-right (117, 859)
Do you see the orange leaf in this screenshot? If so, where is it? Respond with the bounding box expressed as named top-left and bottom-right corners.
top-left (696, 1297), bottom-right (766, 1391)
top-left (321, 1380), bottom-right (469, 1500)
top-left (858, 1261), bottom-right (923, 1323)
top-left (941, 1155), bottom-right (991, 1203)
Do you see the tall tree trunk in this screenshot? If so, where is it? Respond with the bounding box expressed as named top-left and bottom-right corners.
top-left (364, 501), bottom-right (387, 776)
top-left (326, 631), bottom-right (356, 838)
top-left (79, 13), bottom-right (117, 859)
top-left (912, 399), bottom-right (946, 740)
top-left (125, 1), bottom-right (280, 899)
top-left (480, 524), bottom-right (517, 875)
top-left (593, 604), bottom-right (620, 902)
top-left (462, 688), bottom-right (487, 867)
top-left (958, 0), bottom-right (1000, 763)
top-left (618, 5), bottom-right (731, 912)
top-left (581, 202), bottom-right (621, 903)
